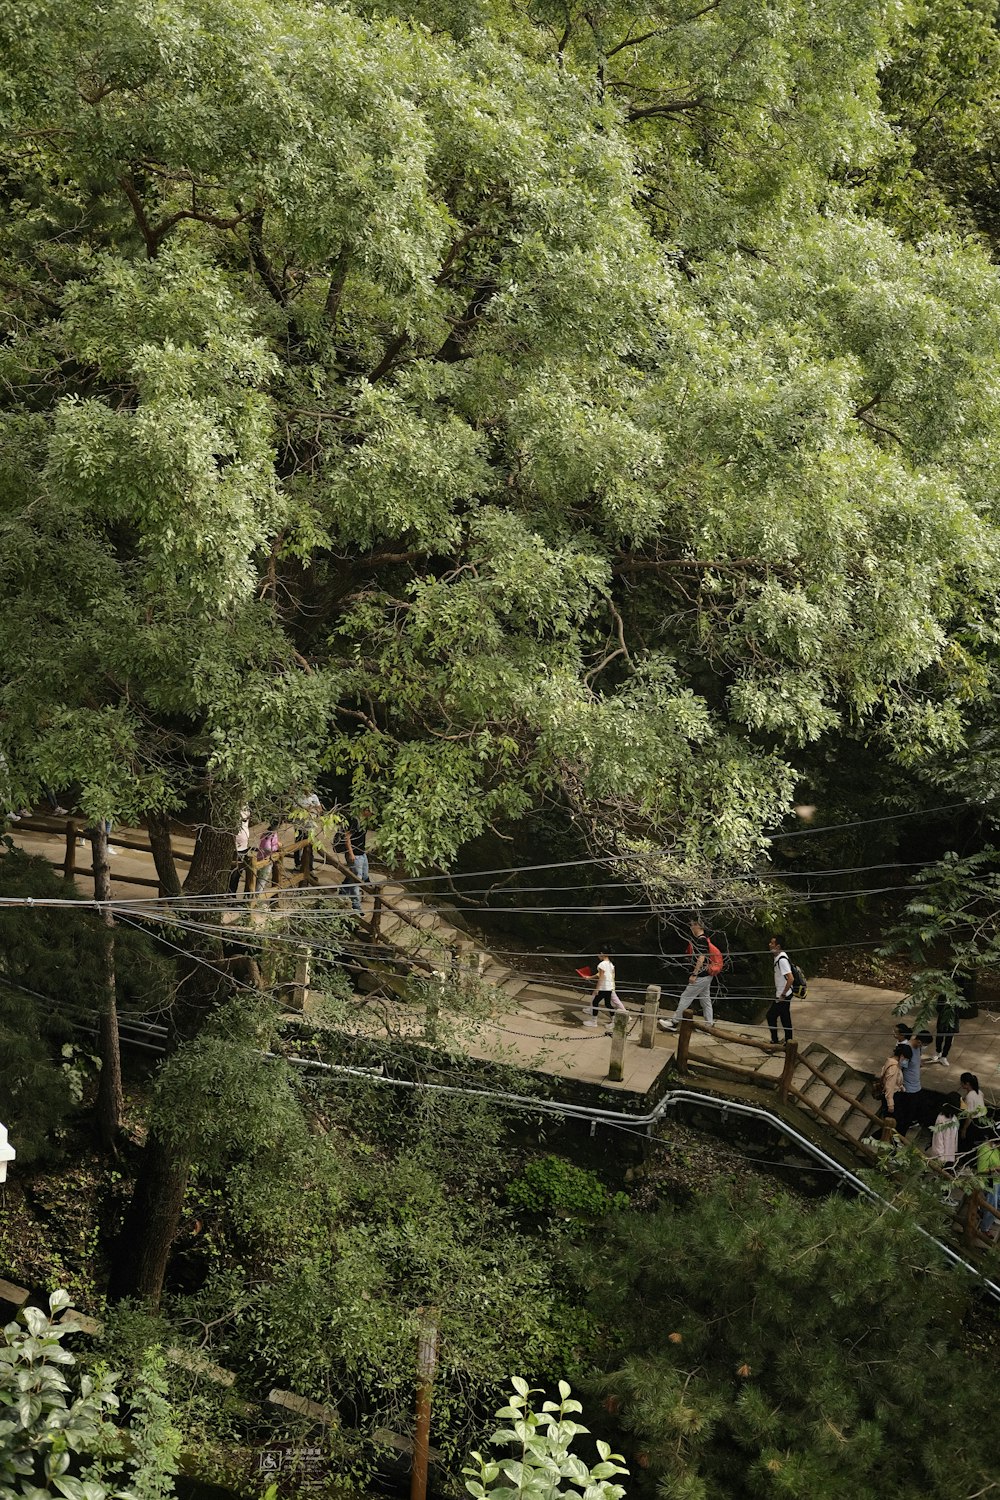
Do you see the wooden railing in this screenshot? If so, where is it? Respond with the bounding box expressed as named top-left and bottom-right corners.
top-left (6, 815), bottom-right (441, 975)
top-left (10, 816), bottom-right (193, 889)
top-left (675, 1013), bottom-right (893, 1160)
top-left (674, 1012), bottom-right (998, 1250)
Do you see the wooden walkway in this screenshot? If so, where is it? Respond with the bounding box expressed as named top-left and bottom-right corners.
top-left (5, 815), bottom-right (1000, 1118)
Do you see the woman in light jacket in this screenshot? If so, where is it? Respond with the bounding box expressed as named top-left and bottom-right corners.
top-left (879, 1044), bottom-right (907, 1126)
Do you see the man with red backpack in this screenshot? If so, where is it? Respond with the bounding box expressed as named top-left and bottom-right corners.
top-left (659, 917), bottom-right (723, 1033)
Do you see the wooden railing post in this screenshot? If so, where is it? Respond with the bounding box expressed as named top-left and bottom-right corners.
top-left (290, 948), bottom-right (312, 1013)
top-left (411, 1308), bottom-right (439, 1500)
top-left (676, 1014), bottom-right (694, 1073)
top-left (641, 984), bottom-right (665, 1044)
top-left (778, 1040), bottom-right (798, 1103)
top-left (608, 1011), bottom-right (628, 1082)
top-left (881, 1111), bottom-right (895, 1143)
top-left (371, 890), bottom-right (383, 941)
top-left (63, 820), bottom-right (76, 881)
top-left (640, 984), bottom-right (661, 1049)
top-left (425, 976), bottom-right (442, 1046)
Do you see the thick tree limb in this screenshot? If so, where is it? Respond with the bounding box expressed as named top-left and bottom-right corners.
top-left (626, 98), bottom-right (705, 122)
top-left (854, 393), bottom-right (904, 445)
top-left (147, 809), bottom-right (182, 898)
top-left (119, 172), bottom-right (246, 259)
top-left (247, 207), bottom-right (288, 307)
top-left (325, 247), bottom-right (351, 324)
top-left (368, 332), bottom-right (410, 383)
top-left (434, 280), bottom-right (496, 362)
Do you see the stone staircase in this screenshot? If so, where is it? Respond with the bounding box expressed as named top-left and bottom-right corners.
top-left (787, 1041), bottom-right (882, 1149)
top-left (677, 1020), bottom-right (886, 1162)
top-left (361, 874), bottom-right (559, 1010)
top-left (362, 880), bottom-right (889, 1161)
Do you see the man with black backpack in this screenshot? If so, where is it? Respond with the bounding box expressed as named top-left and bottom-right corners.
top-left (767, 936), bottom-right (804, 1045)
top-left (659, 917), bottom-right (723, 1033)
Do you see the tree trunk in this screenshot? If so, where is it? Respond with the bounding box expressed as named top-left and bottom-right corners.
top-left (147, 809), bottom-right (182, 898)
top-left (108, 790), bottom-right (244, 1307)
top-left (185, 816), bottom-right (239, 896)
top-left (90, 825), bottom-right (123, 1153)
top-left (106, 1130), bottom-right (191, 1304)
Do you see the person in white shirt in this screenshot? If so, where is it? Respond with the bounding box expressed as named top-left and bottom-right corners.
top-left (959, 1071), bottom-right (989, 1161)
top-left (767, 936), bottom-right (795, 1044)
top-left (584, 949), bottom-right (627, 1027)
top-left (928, 1102), bottom-right (959, 1170)
top-left (228, 804), bottom-right (252, 893)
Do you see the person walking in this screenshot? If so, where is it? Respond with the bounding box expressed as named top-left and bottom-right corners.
top-left (254, 820), bottom-right (281, 894)
top-left (334, 813), bottom-right (363, 914)
top-left (928, 995), bottom-right (959, 1068)
top-left (292, 788), bottom-right (323, 872)
top-left (878, 1044), bottom-right (907, 1124)
top-left (892, 1024), bottom-right (924, 1134)
top-left (229, 804), bottom-right (252, 894)
top-left (347, 811), bottom-right (371, 899)
top-left (766, 936), bottom-right (795, 1045)
top-left (585, 948), bottom-right (627, 1027)
top-left (659, 918), bottom-right (718, 1033)
top-left (976, 1132), bottom-right (1000, 1235)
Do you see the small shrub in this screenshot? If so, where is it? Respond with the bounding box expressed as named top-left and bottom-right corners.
top-left (507, 1156), bottom-right (628, 1218)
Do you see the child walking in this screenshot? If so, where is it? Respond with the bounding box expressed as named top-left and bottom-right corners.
top-left (928, 1101), bottom-right (959, 1171)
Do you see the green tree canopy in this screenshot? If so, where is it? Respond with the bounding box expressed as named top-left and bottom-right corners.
top-left (2, 0), bottom-right (1000, 883)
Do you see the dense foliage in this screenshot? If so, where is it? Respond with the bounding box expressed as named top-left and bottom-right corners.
top-left (0, 851), bottom-right (170, 1163)
top-left (0, 1290), bottom-right (180, 1500)
top-left (3, 0), bottom-right (1000, 880)
top-left (580, 1180), bottom-right (999, 1500)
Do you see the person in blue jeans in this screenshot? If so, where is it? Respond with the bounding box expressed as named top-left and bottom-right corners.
top-left (977, 1135), bottom-right (1000, 1234)
top-left (893, 1024), bottom-right (926, 1133)
top-left (335, 812), bottom-right (371, 914)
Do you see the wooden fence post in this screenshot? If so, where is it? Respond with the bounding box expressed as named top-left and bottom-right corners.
top-left (425, 977), bottom-right (442, 1047)
top-left (411, 1309), bottom-right (439, 1500)
top-left (640, 984), bottom-right (661, 1048)
top-left (608, 1011), bottom-right (628, 1082)
top-left (676, 1014), bottom-right (694, 1073)
top-left (290, 948), bottom-right (312, 1013)
top-left (370, 890), bottom-right (382, 942)
top-left (778, 1040), bottom-right (798, 1103)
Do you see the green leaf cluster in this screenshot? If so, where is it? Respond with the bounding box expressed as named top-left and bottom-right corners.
top-left (507, 1155), bottom-right (628, 1219)
top-left (465, 1378), bottom-right (628, 1500)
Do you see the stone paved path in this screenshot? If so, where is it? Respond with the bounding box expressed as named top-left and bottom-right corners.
top-left (6, 817), bottom-right (999, 1104)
